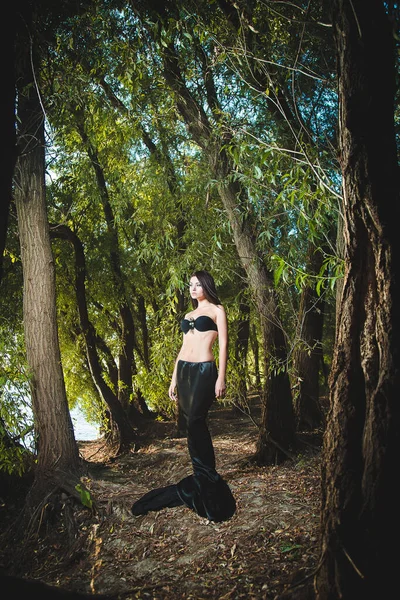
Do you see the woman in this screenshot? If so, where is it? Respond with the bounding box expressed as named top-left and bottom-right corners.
top-left (131, 271), bottom-right (236, 522)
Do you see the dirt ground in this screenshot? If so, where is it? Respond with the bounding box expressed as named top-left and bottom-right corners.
top-left (1, 401), bottom-right (322, 599)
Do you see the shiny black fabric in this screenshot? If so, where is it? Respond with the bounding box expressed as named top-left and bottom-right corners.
top-left (180, 315), bottom-right (218, 334)
top-left (176, 473), bottom-right (236, 522)
top-left (131, 360), bottom-right (236, 522)
top-left (176, 360), bottom-right (217, 473)
top-left (175, 360), bottom-right (236, 522)
top-left (131, 484), bottom-right (183, 515)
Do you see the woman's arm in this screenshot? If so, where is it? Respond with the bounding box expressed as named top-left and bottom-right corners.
top-left (215, 305), bottom-right (228, 398)
top-left (169, 347), bottom-right (183, 402)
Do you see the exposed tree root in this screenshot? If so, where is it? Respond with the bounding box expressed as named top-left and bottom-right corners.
top-left (1, 469), bottom-right (95, 574)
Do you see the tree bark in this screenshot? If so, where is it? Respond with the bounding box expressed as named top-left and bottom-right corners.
top-left (14, 63), bottom-right (81, 501)
top-left (213, 0), bottom-right (333, 437)
top-left (314, 1), bottom-right (400, 597)
top-left (250, 324), bottom-right (261, 390)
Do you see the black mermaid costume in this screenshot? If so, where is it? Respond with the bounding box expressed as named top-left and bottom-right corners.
top-left (131, 315), bottom-right (236, 522)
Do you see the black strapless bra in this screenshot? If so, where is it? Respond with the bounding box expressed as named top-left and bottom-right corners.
top-left (181, 315), bottom-right (218, 334)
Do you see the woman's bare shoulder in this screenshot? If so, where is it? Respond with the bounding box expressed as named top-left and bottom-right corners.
top-left (213, 304), bottom-right (226, 320)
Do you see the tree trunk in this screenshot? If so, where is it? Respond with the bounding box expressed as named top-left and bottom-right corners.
top-left (232, 295), bottom-right (250, 410)
top-left (250, 324), bottom-right (261, 390)
top-left (154, 35), bottom-right (296, 463)
top-left (73, 111), bottom-right (139, 413)
top-left (216, 177), bottom-right (296, 463)
top-left (0, 7), bottom-right (16, 285)
top-left (293, 243), bottom-right (325, 430)
top-left (14, 68), bottom-right (81, 506)
top-left (51, 225), bottom-right (138, 450)
top-left (213, 0), bottom-right (332, 435)
top-left (315, 1), bottom-right (400, 597)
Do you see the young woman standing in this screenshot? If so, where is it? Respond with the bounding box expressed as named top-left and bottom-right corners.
top-left (132, 271), bottom-right (235, 522)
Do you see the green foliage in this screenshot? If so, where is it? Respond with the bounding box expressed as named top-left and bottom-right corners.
top-left (0, 356), bottom-right (34, 475)
top-left (0, 438), bottom-right (27, 476)
top-left (3, 0), bottom-right (346, 442)
top-left (75, 483), bottom-right (93, 509)
top-left (280, 543), bottom-right (302, 557)
top-left (271, 252), bottom-right (345, 295)
top-left (134, 309), bottom-right (183, 416)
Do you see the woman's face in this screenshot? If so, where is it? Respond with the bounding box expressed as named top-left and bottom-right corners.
top-left (189, 276), bottom-right (205, 301)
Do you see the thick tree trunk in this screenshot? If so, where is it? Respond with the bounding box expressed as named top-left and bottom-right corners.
top-left (14, 77), bottom-right (81, 487)
top-left (216, 177), bottom-right (296, 463)
top-left (314, 2), bottom-right (400, 598)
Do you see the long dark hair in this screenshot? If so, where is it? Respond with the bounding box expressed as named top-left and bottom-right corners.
top-left (190, 270), bottom-right (221, 308)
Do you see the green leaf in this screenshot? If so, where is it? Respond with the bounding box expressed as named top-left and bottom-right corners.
top-left (75, 483), bottom-right (93, 509)
top-left (254, 165), bottom-right (263, 179)
top-left (316, 277), bottom-right (323, 297)
top-left (274, 260), bottom-right (285, 286)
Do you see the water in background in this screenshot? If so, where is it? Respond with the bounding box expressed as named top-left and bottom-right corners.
top-left (70, 405), bottom-right (99, 441)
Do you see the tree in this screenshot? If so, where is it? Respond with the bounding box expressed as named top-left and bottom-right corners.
top-left (130, 0), bottom-right (344, 462)
top-left (130, 0), bottom-right (297, 464)
top-left (4, 0), bottom-right (100, 542)
top-left (50, 224), bottom-right (139, 450)
top-left (292, 237), bottom-right (328, 431)
top-left (14, 31), bottom-right (81, 517)
top-left (212, 0), bottom-right (337, 434)
top-left (41, 5), bottom-right (247, 434)
top-left (0, 5), bottom-right (17, 284)
top-left (313, 1), bottom-right (400, 597)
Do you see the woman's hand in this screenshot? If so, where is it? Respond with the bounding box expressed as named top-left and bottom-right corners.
top-left (215, 377), bottom-right (226, 398)
top-left (169, 382), bottom-right (178, 402)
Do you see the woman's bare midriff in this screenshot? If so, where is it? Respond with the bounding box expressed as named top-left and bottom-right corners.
top-left (179, 330), bottom-right (218, 363)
